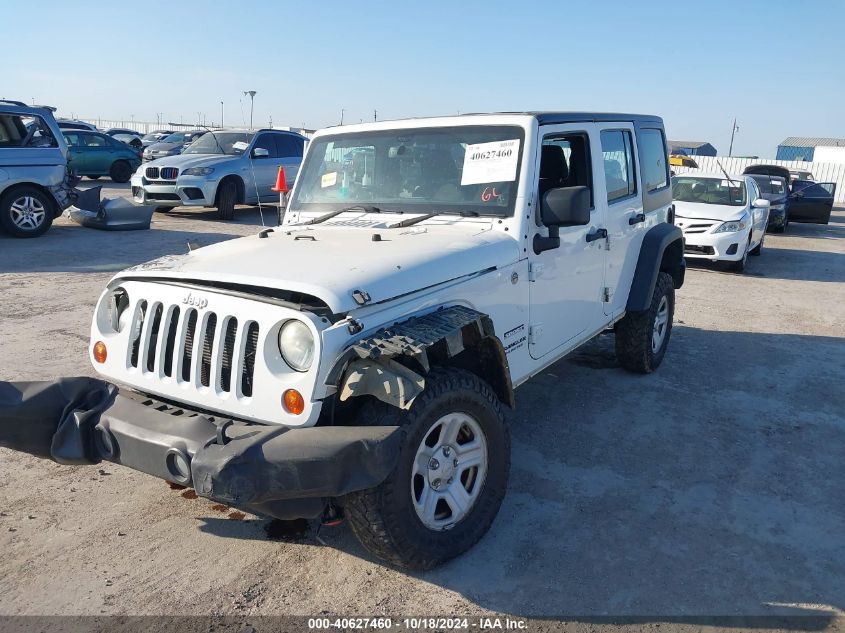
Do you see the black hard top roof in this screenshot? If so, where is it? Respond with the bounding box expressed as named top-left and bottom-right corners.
top-left (496, 111), bottom-right (663, 126)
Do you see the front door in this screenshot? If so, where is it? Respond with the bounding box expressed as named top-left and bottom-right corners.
top-left (250, 132), bottom-right (280, 201)
top-left (528, 124), bottom-right (608, 359)
top-left (83, 132), bottom-right (115, 175)
top-left (790, 181), bottom-right (836, 224)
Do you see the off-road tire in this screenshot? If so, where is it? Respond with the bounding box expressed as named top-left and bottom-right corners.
top-left (0, 186), bottom-right (55, 238)
top-left (615, 271), bottom-right (675, 374)
top-left (344, 367), bottom-right (510, 570)
top-left (109, 160), bottom-right (133, 183)
top-left (216, 180), bottom-right (237, 221)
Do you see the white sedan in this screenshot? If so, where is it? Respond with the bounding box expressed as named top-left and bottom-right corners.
top-left (672, 173), bottom-right (770, 273)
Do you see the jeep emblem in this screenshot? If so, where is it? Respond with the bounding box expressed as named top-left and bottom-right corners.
top-left (182, 293), bottom-right (208, 309)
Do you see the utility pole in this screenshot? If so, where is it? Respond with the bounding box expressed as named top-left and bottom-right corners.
top-left (728, 118), bottom-right (739, 157)
top-left (340, 108), bottom-right (345, 125)
top-left (220, 101), bottom-right (224, 128)
top-left (243, 91), bottom-right (257, 130)
top-left (374, 109), bottom-right (377, 122)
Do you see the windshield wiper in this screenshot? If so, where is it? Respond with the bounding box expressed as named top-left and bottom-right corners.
top-left (296, 205), bottom-right (381, 226)
top-left (388, 213), bottom-right (437, 228)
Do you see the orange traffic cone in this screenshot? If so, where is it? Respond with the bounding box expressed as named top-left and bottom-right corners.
top-left (272, 166), bottom-right (288, 193)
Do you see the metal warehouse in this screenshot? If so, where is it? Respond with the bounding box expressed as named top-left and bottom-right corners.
top-left (777, 136), bottom-right (845, 162)
top-left (668, 140), bottom-right (717, 157)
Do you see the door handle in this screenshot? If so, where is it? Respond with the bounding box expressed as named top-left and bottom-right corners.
top-left (585, 228), bottom-right (608, 243)
top-left (628, 213), bottom-right (646, 225)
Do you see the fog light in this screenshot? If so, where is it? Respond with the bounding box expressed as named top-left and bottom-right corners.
top-left (165, 448), bottom-right (192, 485)
top-left (93, 341), bottom-right (107, 363)
top-left (283, 389), bottom-right (305, 415)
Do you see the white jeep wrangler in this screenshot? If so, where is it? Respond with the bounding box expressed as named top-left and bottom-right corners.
top-left (2, 113), bottom-right (685, 569)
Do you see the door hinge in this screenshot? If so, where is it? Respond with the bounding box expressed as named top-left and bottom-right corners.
top-left (528, 262), bottom-right (544, 282)
top-left (602, 287), bottom-right (613, 302)
top-left (529, 323), bottom-right (544, 344)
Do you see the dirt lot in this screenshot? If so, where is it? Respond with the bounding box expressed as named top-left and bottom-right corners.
top-left (0, 181), bottom-right (843, 627)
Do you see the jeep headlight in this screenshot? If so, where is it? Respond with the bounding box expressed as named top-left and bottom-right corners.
top-left (107, 287), bottom-right (130, 332)
top-left (182, 166), bottom-right (215, 176)
top-left (714, 214), bottom-right (749, 233)
top-left (278, 320), bottom-right (314, 372)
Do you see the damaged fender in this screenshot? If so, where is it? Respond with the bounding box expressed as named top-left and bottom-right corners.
top-left (331, 304), bottom-right (515, 409)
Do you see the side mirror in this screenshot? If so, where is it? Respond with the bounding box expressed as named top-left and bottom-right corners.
top-left (752, 198), bottom-right (770, 209)
top-left (541, 186), bottom-right (591, 226)
top-left (534, 186), bottom-right (591, 254)
top-left (252, 147), bottom-right (270, 159)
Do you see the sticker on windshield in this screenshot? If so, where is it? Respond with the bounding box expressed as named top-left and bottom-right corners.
top-left (232, 141), bottom-right (249, 152)
top-left (321, 171), bottom-right (338, 188)
top-left (461, 139), bottom-right (520, 185)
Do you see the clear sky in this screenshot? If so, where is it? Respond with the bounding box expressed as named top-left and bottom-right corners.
top-left (5, 0), bottom-right (844, 157)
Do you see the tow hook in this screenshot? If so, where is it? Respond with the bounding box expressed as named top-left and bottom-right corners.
top-left (320, 501), bottom-right (345, 527)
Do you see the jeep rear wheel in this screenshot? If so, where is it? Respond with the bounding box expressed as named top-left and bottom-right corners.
top-left (344, 368), bottom-right (510, 570)
top-left (0, 187), bottom-right (55, 238)
top-left (615, 271), bottom-right (675, 373)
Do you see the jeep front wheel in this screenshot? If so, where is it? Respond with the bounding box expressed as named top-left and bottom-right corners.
top-left (345, 368), bottom-right (510, 570)
top-left (615, 271), bottom-right (675, 373)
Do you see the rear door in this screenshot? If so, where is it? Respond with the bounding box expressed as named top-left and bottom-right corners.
top-left (789, 181), bottom-right (836, 224)
top-left (274, 134), bottom-right (305, 190)
top-left (595, 124), bottom-right (643, 317)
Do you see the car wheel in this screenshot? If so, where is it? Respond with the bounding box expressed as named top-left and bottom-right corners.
top-left (87, 175), bottom-right (100, 180)
top-left (345, 367), bottom-right (510, 570)
top-left (749, 234), bottom-right (764, 256)
top-left (0, 187), bottom-right (55, 238)
top-left (109, 160), bottom-right (133, 183)
top-left (614, 271), bottom-right (675, 374)
top-left (216, 180), bottom-right (237, 220)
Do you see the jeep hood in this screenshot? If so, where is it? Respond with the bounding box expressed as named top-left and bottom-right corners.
top-left (117, 223), bottom-right (519, 314)
top-left (674, 200), bottom-right (747, 221)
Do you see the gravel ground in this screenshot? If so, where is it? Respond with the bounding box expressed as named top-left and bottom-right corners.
top-left (0, 181), bottom-right (843, 629)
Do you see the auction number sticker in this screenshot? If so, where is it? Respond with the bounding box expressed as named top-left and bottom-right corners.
top-left (461, 139), bottom-right (520, 185)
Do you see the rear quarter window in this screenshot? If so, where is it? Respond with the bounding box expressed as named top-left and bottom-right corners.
top-left (638, 128), bottom-right (669, 192)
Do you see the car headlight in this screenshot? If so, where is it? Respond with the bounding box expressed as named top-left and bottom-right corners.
top-left (183, 166), bottom-right (215, 176)
top-left (278, 320), bottom-right (314, 372)
top-left (714, 214), bottom-right (749, 233)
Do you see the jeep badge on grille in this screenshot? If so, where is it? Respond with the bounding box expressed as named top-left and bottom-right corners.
top-left (182, 293), bottom-right (208, 309)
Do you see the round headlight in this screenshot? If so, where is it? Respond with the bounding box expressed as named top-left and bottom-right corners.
top-left (278, 320), bottom-right (314, 372)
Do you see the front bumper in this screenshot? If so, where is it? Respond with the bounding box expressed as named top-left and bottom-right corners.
top-left (0, 379), bottom-right (402, 519)
top-left (679, 227), bottom-right (751, 261)
top-left (767, 207), bottom-right (787, 229)
top-left (130, 173), bottom-right (217, 207)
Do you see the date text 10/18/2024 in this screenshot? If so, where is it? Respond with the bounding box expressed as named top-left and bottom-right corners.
top-left (307, 617), bottom-right (529, 630)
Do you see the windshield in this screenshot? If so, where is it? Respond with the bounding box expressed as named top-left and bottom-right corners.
top-left (183, 132), bottom-right (253, 155)
top-left (290, 125), bottom-right (525, 216)
top-left (672, 177), bottom-right (747, 206)
top-left (162, 132), bottom-right (189, 143)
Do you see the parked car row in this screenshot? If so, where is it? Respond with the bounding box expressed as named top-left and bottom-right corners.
top-left (672, 165), bottom-right (837, 273)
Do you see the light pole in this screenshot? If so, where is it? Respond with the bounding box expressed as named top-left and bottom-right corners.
top-left (243, 91), bottom-right (257, 130)
top-left (340, 108), bottom-right (345, 125)
top-left (728, 118), bottom-right (739, 157)
top-left (220, 101), bottom-right (224, 128)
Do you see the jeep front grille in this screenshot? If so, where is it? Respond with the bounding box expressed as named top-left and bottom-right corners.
top-left (127, 300), bottom-right (259, 398)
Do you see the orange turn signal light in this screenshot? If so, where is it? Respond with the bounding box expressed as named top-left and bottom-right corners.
top-left (283, 389), bottom-right (305, 415)
top-left (93, 341), bottom-right (107, 364)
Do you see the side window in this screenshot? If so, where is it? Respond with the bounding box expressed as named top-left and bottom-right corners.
top-left (600, 130), bottom-right (636, 203)
top-left (638, 128), bottom-right (669, 192)
top-left (63, 132), bottom-right (81, 147)
top-left (252, 133), bottom-right (278, 158)
top-left (539, 132), bottom-right (593, 208)
top-left (275, 134), bottom-right (304, 158)
top-left (85, 134), bottom-right (108, 147)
